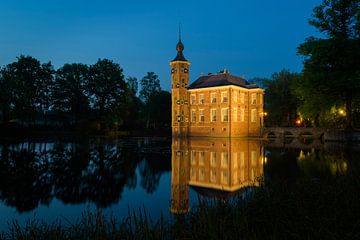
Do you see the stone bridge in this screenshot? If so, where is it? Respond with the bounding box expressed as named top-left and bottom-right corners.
top-left (263, 127), bottom-right (325, 140)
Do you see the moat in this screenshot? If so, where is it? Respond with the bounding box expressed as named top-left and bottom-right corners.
top-left (0, 136), bottom-right (359, 231)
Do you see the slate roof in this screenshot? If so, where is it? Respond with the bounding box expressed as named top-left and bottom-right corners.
top-left (172, 51), bottom-right (187, 61)
top-left (190, 186), bottom-right (255, 201)
top-left (188, 72), bottom-right (260, 90)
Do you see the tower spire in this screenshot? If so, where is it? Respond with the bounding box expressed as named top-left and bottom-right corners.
top-left (172, 25), bottom-right (187, 61)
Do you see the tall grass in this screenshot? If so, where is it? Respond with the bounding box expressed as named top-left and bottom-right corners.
top-left (1, 175), bottom-right (359, 240)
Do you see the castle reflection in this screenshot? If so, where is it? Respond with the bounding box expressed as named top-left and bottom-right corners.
top-left (170, 138), bottom-right (264, 214)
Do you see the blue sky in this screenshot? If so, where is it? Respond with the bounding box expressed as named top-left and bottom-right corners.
top-left (0, 0), bottom-right (322, 90)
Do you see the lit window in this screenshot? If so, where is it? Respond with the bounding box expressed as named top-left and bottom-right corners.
top-left (190, 168), bottom-right (196, 180)
top-left (199, 151), bottom-right (205, 165)
top-left (211, 109), bottom-right (217, 122)
top-left (221, 170), bottom-right (228, 184)
top-left (222, 108), bottom-right (228, 122)
top-left (233, 108), bottom-right (237, 122)
top-left (240, 152), bottom-right (245, 168)
top-left (251, 151), bottom-right (257, 166)
top-left (233, 152), bottom-right (238, 168)
top-left (199, 94), bottom-right (205, 104)
top-left (210, 170), bottom-right (217, 183)
top-left (221, 91), bottom-right (228, 103)
top-left (240, 108), bottom-right (245, 122)
top-left (199, 109), bottom-right (205, 122)
top-left (251, 109), bottom-right (257, 123)
top-left (233, 171), bottom-right (238, 184)
top-left (211, 92), bottom-right (217, 103)
top-left (199, 169), bottom-right (205, 181)
top-left (210, 152), bottom-right (216, 166)
top-left (191, 95), bottom-right (196, 105)
top-left (191, 151), bottom-right (196, 165)
top-left (191, 109), bottom-right (196, 122)
top-left (251, 93), bottom-right (257, 105)
top-left (240, 92), bottom-right (245, 104)
top-left (221, 152), bottom-right (228, 168)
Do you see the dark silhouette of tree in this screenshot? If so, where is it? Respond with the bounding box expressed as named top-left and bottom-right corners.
top-left (53, 63), bottom-right (90, 127)
top-left (0, 68), bottom-right (14, 124)
top-left (126, 76), bottom-right (138, 96)
top-left (262, 70), bottom-right (301, 127)
top-left (140, 72), bottom-right (161, 103)
top-left (0, 56), bottom-right (54, 126)
top-left (139, 72), bottom-right (165, 129)
top-left (88, 59), bottom-right (128, 132)
top-left (296, 0), bottom-right (360, 128)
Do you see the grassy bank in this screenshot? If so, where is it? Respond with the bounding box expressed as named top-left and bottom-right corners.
top-left (1, 173), bottom-right (359, 240)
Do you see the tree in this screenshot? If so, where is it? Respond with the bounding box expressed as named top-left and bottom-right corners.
top-left (54, 63), bottom-right (89, 126)
top-left (0, 56), bottom-right (54, 126)
top-left (88, 59), bottom-right (128, 131)
top-left (0, 67), bottom-right (14, 124)
top-left (126, 76), bottom-right (138, 96)
top-left (139, 72), bottom-right (161, 103)
top-left (262, 70), bottom-right (301, 127)
top-left (139, 72), bottom-right (162, 128)
top-left (296, 0), bottom-right (360, 128)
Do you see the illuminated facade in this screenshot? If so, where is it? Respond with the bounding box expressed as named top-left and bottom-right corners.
top-left (170, 138), bottom-right (264, 214)
top-left (171, 37), bottom-right (265, 137)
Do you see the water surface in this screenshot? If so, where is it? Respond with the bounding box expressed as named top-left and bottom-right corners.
top-left (0, 136), bottom-right (358, 231)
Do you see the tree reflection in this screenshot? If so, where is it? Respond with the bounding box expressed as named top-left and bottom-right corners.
top-left (0, 138), bottom-right (171, 212)
top-left (0, 143), bottom-right (52, 212)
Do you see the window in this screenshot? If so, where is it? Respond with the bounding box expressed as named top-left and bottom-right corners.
top-left (259, 94), bottom-right (263, 104)
top-left (211, 92), bottom-right (217, 103)
top-left (221, 91), bottom-right (228, 103)
top-left (191, 95), bottom-right (196, 105)
top-left (240, 92), bottom-right (245, 104)
top-left (221, 170), bottom-right (228, 184)
top-left (199, 151), bottom-right (205, 166)
top-left (210, 152), bottom-right (216, 166)
top-left (222, 108), bottom-right (229, 122)
top-left (251, 151), bottom-right (257, 166)
top-left (191, 109), bottom-right (196, 122)
top-left (240, 152), bottom-right (245, 168)
top-left (251, 93), bottom-right (257, 105)
top-left (199, 94), bottom-right (205, 104)
top-left (221, 152), bottom-right (228, 168)
top-left (233, 152), bottom-right (238, 168)
top-left (211, 109), bottom-right (217, 122)
top-left (210, 170), bottom-right (217, 183)
top-left (233, 108), bottom-right (237, 122)
top-left (233, 91), bottom-right (238, 103)
top-left (240, 108), bottom-right (245, 122)
top-left (199, 109), bottom-right (205, 122)
top-left (233, 171), bottom-right (238, 184)
top-left (191, 151), bottom-right (196, 165)
top-left (251, 109), bottom-right (257, 123)
top-left (199, 169), bottom-right (205, 181)
top-left (190, 168), bottom-right (196, 180)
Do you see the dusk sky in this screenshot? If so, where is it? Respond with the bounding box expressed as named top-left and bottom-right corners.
top-left (0, 0), bottom-right (322, 90)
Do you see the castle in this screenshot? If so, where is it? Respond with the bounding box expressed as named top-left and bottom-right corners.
top-left (171, 36), bottom-right (265, 137)
top-left (170, 138), bottom-right (264, 214)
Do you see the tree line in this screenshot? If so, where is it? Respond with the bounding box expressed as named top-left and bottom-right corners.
top-left (254, 0), bottom-right (360, 129)
top-left (0, 57), bottom-right (171, 134)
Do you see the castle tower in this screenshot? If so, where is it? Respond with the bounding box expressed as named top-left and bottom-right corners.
top-left (170, 138), bottom-right (190, 214)
top-left (170, 30), bottom-right (190, 137)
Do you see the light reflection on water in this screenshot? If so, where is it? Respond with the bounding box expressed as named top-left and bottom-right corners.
top-left (0, 137), bottom-right (358, 230)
